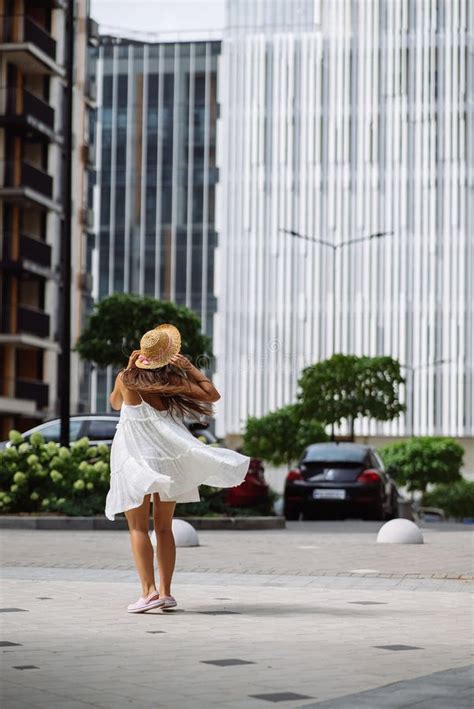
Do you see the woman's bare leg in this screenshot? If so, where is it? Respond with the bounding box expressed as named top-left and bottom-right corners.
top-left (125, 495), bottom-right (156, 596)
top-left (152, 493), bottom-right (176, 597)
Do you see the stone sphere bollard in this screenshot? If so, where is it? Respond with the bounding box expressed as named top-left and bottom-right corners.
top-left (150, 518), bottom-right (199, 547)
top-left (376, 518), bottom-right (423, 545)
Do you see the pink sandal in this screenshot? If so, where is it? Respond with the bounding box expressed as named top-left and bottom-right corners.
top-left (127, 590), bottom-right (163, 613)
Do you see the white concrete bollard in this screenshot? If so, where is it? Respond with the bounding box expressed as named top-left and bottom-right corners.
top-left (376, 518), bottom-right (424, 545)
top-left (150, 518), bottom-right (199, 547)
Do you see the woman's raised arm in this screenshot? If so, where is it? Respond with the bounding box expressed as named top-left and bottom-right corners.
top-left (109, 372), bottom-right (124, 410)
top-left (109, 350), bottom-right (141, 410)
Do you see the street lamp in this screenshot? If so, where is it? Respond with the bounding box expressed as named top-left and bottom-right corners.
top-left (400, 359), bottom-right (453, 437)
top-left (279, 228), bottom-right (394, 440)
top-left (279, 229), bottom-right (394, 354)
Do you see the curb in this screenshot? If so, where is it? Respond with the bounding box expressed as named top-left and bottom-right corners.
top-left (0, 515), bottom-right (286, 531)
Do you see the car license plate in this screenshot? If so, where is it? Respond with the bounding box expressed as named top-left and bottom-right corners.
top-left (313, 489), bottom-right (346, 500)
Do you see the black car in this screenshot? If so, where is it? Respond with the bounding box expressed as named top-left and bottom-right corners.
top-left (284, 442), bottom-right (398, 521)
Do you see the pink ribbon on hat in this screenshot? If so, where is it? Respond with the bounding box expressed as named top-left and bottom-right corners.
top-left (138, 354), bottom-right (151, 365)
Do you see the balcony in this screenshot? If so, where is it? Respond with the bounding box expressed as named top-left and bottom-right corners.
top-left (0, 378), bottom-right (46, 417)
top-left (80, 143), bottom-right (96, 168)
top-left (20, 233), bottom-right (51, 269)
top-left (15, 378), bottom-right (49, 409)
top-left (27, 1), bottom-right (67, 8)
top-left (17, 306), bottom-right (50, 338)
top-left (0, 306), bottom-right (57, 350)
top-left (84, 76), bottom-right (97, 106)
top-left (0, 87), bottom-right (55, 141)
top-left (77, 271), bottom-right (93, 293)
top-left (0, 232), bottom-right (52, 278)
top-left (0, 15), bottom-right (62, 75)
top-left (79, 206), bottom-right (94, 231)
top-left (0, 160), bottom-right (58, 211)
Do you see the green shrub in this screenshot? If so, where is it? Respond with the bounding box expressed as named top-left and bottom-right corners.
top-left (379, 437), bottom-right (464, 494)
top-left (1, 430), bottom-right (271, 518)
top-left (423, 479), bottom-right (474, 520)
top-left (175, 486), bottom-right (277, 518)
top-left (0, 431), bottom-right (111, 516)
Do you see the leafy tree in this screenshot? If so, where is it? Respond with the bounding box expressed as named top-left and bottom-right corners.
top-left (76, 294), bottom-right (212, 369)
top-left (298, 354), bottom-right (405, 439)
top-left (379, 437), bottom-right (464, 494)
top-left (242, 404), bottom-right (328, 467)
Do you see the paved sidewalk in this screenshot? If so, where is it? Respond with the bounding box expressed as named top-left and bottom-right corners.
top-left (1, 521), bottom-right (473, 708)
top-left (302, 665), bottom-right (474, 708)
top-left (2, 521), bottom-right (473, 579)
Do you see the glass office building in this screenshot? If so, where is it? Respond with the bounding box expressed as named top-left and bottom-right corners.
top-left (91, 37), bottom-right (220, 409)
top-left (214, 0), bottom-right (473, 443)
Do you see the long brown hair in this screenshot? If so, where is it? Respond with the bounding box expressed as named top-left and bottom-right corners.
top-left (121, 364), bottom-right (212, 419)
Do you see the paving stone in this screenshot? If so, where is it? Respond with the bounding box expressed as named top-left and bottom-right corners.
top-left (0, 608), bottom-right (29, 613)
top-left (250, 692), bottom-right (314, 702)
top-left (375, 644), bottom-right (423, 651)
top-left (201, 658), bottom-right (256, 666)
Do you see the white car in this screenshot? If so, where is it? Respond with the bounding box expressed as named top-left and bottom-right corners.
top-left (0, 415), bottom-right (120, 449)
top-left (0, 415), bottom-right (218, 449)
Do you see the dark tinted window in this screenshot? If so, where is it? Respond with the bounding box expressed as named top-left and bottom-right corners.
top-left (87, 419), bottom-right (118, 440)
top-left (303, 444), bottom-right (368, 463)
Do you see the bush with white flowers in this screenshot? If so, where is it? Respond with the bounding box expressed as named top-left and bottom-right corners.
top-left (0, 431), bottom-right (111, 515)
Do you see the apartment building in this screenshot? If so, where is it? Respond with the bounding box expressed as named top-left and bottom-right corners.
top-left (0, 1), bottom-right (97, 438)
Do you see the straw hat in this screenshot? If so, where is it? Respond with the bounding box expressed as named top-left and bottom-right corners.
top-left (135, 324), bottom-right (181, 370)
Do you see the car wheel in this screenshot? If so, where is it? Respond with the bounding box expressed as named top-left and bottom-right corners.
top-left (284, 505), bottom-right (301, 521)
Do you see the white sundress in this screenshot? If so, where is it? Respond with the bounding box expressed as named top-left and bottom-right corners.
top-left (105, 396), bottom-right (250, 520)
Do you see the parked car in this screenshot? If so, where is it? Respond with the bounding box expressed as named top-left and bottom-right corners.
top-left (0, 415), bottom-right (216, 449)
top-left (284, 442), bottom-right (398, 521)
top-left (226, 457), bottom-right (271, 509)
top-left (0, 415), bottom-right (120, 450)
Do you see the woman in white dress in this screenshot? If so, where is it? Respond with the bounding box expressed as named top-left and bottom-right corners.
top-left (107, 323), bottom-right (249, 613)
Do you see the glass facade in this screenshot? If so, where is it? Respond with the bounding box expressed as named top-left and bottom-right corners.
top-left (91, 38), bottom-right (220, 411)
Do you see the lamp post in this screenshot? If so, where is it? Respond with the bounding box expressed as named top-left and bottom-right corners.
top-left (279, 229), bottom-right (394, 354)
top-left (400, 359), bottom-right (452, 437)
top-left (279, 228), bottom-right (394, 440)
top-left (59, 0), bottom-right (74, 446)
